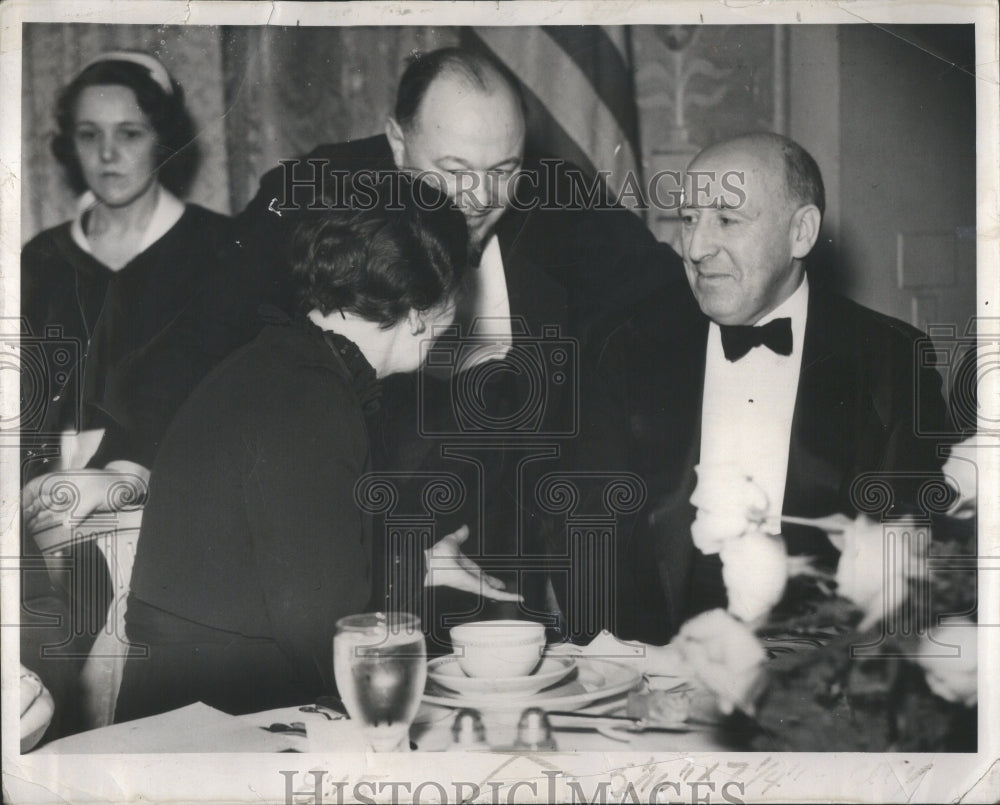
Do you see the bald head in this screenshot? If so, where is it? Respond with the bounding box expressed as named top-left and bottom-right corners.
top-left (679, 133), bottom-right (824, 325)
top-left (394, 48), bottom-right (526, 132)
top-left (692, 133), bottom-right (825, 218)
top-left (387, 48), bottom-right (527, 248)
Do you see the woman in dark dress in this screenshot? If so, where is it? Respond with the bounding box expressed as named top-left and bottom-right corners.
top-left (115, 177), bottom-right (520, 722)
top-left (20, 51), bottom-right (237, 526)
top-left (19, 52), bottom-right (237, 743)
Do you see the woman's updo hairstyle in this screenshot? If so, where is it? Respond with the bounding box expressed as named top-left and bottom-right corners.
top-left (290, 174), bottom-right (468, 327)
top-left (51, 51), bottom-right (198, 195)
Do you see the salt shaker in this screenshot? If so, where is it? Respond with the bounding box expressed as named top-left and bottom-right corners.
top-left (449, 708), bottom-right (488, 750)
top-left (513, 707), bottom-right (557, 751)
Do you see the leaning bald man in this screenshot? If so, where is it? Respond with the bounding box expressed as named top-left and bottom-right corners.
top-left (584, 132), bottom-right (949, 644)
top-left (233, 48), bottom-right (687, 639)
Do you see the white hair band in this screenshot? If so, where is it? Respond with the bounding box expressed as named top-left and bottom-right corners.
top-left (82, 50), bottom-right (174, 95)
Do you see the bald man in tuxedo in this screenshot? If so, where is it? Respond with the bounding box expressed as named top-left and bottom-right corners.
top-left (584, 133), bottom-right (949, 644)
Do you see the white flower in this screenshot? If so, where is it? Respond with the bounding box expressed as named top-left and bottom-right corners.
top-left (833, 515), bottom-right (926, 629)
top-left (689, 463), bottom-right (771, 554)
top-left (691, 509), bottom-right (749, 555)
top-left (942, 436), bottom-right (984, 518)
top-left (720, 528), bottom-right (788, 624)
top-left (914, 620), bottom-right (977, 707)
top-left (674, 609), bottom-right (768, 715)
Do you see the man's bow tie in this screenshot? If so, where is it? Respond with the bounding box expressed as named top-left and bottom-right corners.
top-left (720, 317), bottom-right (793, 361)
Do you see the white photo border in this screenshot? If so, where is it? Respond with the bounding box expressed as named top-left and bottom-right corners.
top-left (1, 1), bottom-right (998, 803)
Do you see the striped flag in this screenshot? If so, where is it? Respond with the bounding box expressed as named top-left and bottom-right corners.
top-left (465, 26), bottom-right (643, 208)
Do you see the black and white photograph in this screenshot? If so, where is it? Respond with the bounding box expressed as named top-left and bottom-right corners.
top-left (2, 1), bottom-right (998, 803)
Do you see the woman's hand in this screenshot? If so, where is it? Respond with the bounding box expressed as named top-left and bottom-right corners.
top-left (20, 664), bottom-right (54, 753)
top-left (22, 461), bottom-right (149, 533)
top-left (424, 525), bottom-right (523, 602)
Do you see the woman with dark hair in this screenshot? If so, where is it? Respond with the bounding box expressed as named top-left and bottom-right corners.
top-left (114, 177), bottom-right (520, 722)
top-left (20, 51), bottom-right (236, 527)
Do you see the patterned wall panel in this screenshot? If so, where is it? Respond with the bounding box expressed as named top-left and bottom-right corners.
top-left (632, 25), bottom-right (786, 249)
top-left (219, 26), bottom-right (459, 214)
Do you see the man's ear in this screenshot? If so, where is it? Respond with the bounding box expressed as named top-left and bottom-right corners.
top-left (385, 117), bottom-right (406, 169)
top-left (790, 204), bottom-right (822, 260)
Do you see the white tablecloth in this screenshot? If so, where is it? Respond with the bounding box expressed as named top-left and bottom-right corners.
top-left (35, 697), bottom-right (722, 754)
top-left (34, 634), bottom-right (723, 754)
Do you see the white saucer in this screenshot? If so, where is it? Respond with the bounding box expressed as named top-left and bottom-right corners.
top-left (427, 655), bottom-right (576, 697)
top-left (423, 657), bottom-right (642, 712)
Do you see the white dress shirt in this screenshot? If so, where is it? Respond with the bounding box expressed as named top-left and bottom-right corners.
top-left (457, 233), bottom-right (513, 365)
top-left (698, 276), bottom-right (810, 527)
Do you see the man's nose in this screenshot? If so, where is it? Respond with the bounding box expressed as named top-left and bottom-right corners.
top-left (684, 217), bottom-right (716, 263)
top-left (465, 172), bottom-right (496, 210)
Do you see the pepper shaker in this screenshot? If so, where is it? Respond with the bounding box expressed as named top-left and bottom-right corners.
top-left (513, 707), bottom-right (557, 751)
top-left (449, 708), bottom-right (488, 750)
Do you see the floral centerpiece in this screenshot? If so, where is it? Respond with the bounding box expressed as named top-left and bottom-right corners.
top-left (665, 443), bottom-right (980, 752)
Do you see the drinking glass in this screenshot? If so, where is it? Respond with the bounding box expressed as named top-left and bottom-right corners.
top-left (333, 612), bottom-right (427, 751)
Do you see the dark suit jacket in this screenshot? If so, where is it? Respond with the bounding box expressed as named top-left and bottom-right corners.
top-left (582, 279), bottom-right (950, 645)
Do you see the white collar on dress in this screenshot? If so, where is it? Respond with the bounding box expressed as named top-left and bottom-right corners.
top-left (70, 184), bottom-right (185, 258)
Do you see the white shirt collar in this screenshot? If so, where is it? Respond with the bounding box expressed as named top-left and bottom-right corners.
top-left (756, 273), bottom-right (809, 327)
top-left (70, 184), bottom-right (185, 259)
top-left (450, 233), bottom-right (513, 366)
top-left (700, 272), bottom-right (811, 522)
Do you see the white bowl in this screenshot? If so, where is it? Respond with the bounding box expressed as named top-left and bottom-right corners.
top-left (450, 620), bottom-right (546, 678)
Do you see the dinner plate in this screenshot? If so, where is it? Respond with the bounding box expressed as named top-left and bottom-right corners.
top-left (427, 655), bottom-right (576, 697)
top-left (423, 657), bottom-right (642, 712)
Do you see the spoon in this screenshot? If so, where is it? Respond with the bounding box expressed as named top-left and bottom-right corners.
top-left (545, 711), bottom-right (714, 733)
top-left (766, 514), bottom-right (848, 534)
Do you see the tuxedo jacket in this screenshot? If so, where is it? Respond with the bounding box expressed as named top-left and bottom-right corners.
top-left (582, 279), bottom-right (950, 645)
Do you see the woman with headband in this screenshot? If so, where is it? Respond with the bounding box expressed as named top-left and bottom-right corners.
top-left (21, 51), bottom-right (237, 530)
top-left (19, 52), bottom-right (237, 741)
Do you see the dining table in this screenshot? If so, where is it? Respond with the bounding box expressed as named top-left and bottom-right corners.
top-left (31, 634), bottom-right (727, 755)
top-left (16, 636), bottom-right (984, 805)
